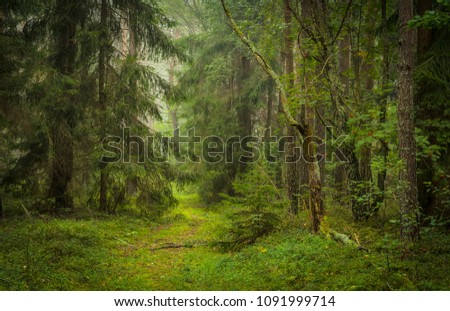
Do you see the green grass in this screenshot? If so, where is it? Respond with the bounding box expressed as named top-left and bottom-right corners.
top-left (1, 193), bottom-right (449, 290)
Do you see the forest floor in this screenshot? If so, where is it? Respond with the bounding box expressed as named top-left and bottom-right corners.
top-left (1, 193), bottom-right (450, 290)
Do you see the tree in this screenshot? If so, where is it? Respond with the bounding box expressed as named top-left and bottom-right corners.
top-left (89, 0), bottom-right (183, 213)
top-left (283, 0), bottom-right (300, 215)
top-left (221, 0), bottom-right (324, 233)
top-left (410, 0), bottom-right (450, 221)
top-left (376, 0), bottom-right (390, 208)
top-left (48, 0), bottom-right (82, 210)
top-left (174, 0), bottom-right (271, 203)
top-left (98, 0), bottom-right (108, 212)
top-left (397, 0), bottom-right (420, 242)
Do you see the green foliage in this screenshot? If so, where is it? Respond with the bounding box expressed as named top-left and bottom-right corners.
top-left (2, 0), bottom-right (185, 214)
top-left (409, 0), bottom-right (450, 29)
top-left (176, 209), bottom-right (450, 290)
top-left (413, 27), bottom-right (450, 221)
top-left (215, 163), bottom-right (286, 250)
top-left (173, 0), bottom-right (277, 202)
top-left (1, 194), bottom-right (450, 290)
top-left (198, 169), bottom-right (233, 204)
top-left (83, 162), bottom-right (177, 218)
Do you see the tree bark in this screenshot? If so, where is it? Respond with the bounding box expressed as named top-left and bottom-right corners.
top-left (315, 105), bottom-right (326, 186)
top-left (99, 0), bottom-right (108, 212)
top-left (264, 80), bottom-right (274, 160)
top-left (376, 0), bottom-right (389, 209)
top-left (50, 0), bottom-right (78, 210)
top-left (335, 11), bottom-right (351, 198)
top-left (358, 1), bottom-right (377, 216)
top-left (168, 56), bottom-right (179, 138)
top-left (236, 55), bottom-right (253, 172)
top-left (304, 110), bottom-right (324, 232)
top-left (398, 0), bottom-right (420, 242)
top-left (416, 0), bottom-right (435, 216)
top-left (301, 0), bottom-right (324, 230)
top-left (284, 0), bottom-right (300, 215)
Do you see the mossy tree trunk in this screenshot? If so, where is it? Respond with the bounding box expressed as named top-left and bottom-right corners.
top-left (221, 0), bottom-right (324, 233)
top-left (284, 0), bottom-right (300, 215)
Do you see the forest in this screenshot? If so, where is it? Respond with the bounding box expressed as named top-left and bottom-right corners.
top-left (0, 0), bottom-right (449, 291)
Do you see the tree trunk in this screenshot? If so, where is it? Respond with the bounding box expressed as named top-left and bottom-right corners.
top-left (304, 110), bottom-right (324, 232)
top-left (275, 62), bottom-right (285, 189)
top-left (335, 16), bottom-right (351, 198)
top-left (99, 0), bottom-right (108, 212)
top-left (359, 3), bottom-right (377, 216)
top-left (168, 57), bottom-right (179, 133)
top-left (50, 0), bottom-right (78, 210)
top-left (398, 0), bottom-right (420, 242)
top-left (360, 1), bottom-right (376, 186)
top-left (286, 127), bottom-right (300, 214)
top-left (283, 0), bottom-right (300, 215)
top-left (221, 0), bottom-right (324, 233)
top-left (297, 107), bottom-right (308, 210)
top-left (236, 55), bottom-right (253, 172)
top-left (315, 105), bottom-right (326, 186)
top-left (416, 0), bottom-right (435, 216)
top-left (301, 0), bottom-right (324, 230)
top-left (264, 80), bottom-right (274, 160)
top-left (50, 124), bottom-right (74, 210)
top-left (168, 31), bottom-right (180, 152)
top-left (376, 0), bottom-right (389, 209)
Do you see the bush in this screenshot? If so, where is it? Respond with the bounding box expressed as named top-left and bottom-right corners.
top-left (198, 169), bottom-right (233, 204)
top-left (216, 163), bottom-right (287, 251)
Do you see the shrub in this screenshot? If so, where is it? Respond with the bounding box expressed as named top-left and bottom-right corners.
top-left (216, 163), bottom-right (287, 250)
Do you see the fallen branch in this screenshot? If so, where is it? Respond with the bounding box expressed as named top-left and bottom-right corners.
top-left (329, 229), bottom-right (357, 246)
top-left (329, 229), bottom-right (369, 252)
top-left (149, 242), bottom-right (206, 251)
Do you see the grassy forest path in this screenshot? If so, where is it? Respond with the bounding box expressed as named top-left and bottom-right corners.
top-left (108, 193), bottom-right (225, 290)
top-left (0, 193), bottom-right (227, 290)
top-left (98, 192), bottom-right (450, 291)
top-left (2, 193), bottom-right (450, 290)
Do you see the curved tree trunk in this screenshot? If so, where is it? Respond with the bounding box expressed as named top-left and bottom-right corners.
top-left (221, 0), bottom-right (324, 233)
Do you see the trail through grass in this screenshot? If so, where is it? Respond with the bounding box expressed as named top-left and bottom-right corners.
top-left (1, 193), bottom-right (449, 290)
top-left (107, 193), bottom-right (226, 290)
top-left (0, 193), bottom-right (226, 290)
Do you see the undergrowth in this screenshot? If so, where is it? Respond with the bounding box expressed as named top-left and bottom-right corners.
top-left (0, 193), bottom-right (449, 290)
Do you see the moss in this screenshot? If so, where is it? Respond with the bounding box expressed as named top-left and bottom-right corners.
top-left (0, 194), bottom-right (449, 290)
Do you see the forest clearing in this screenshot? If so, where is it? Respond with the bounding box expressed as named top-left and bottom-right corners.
top-left (1, 0), bottom-right (450, 292)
